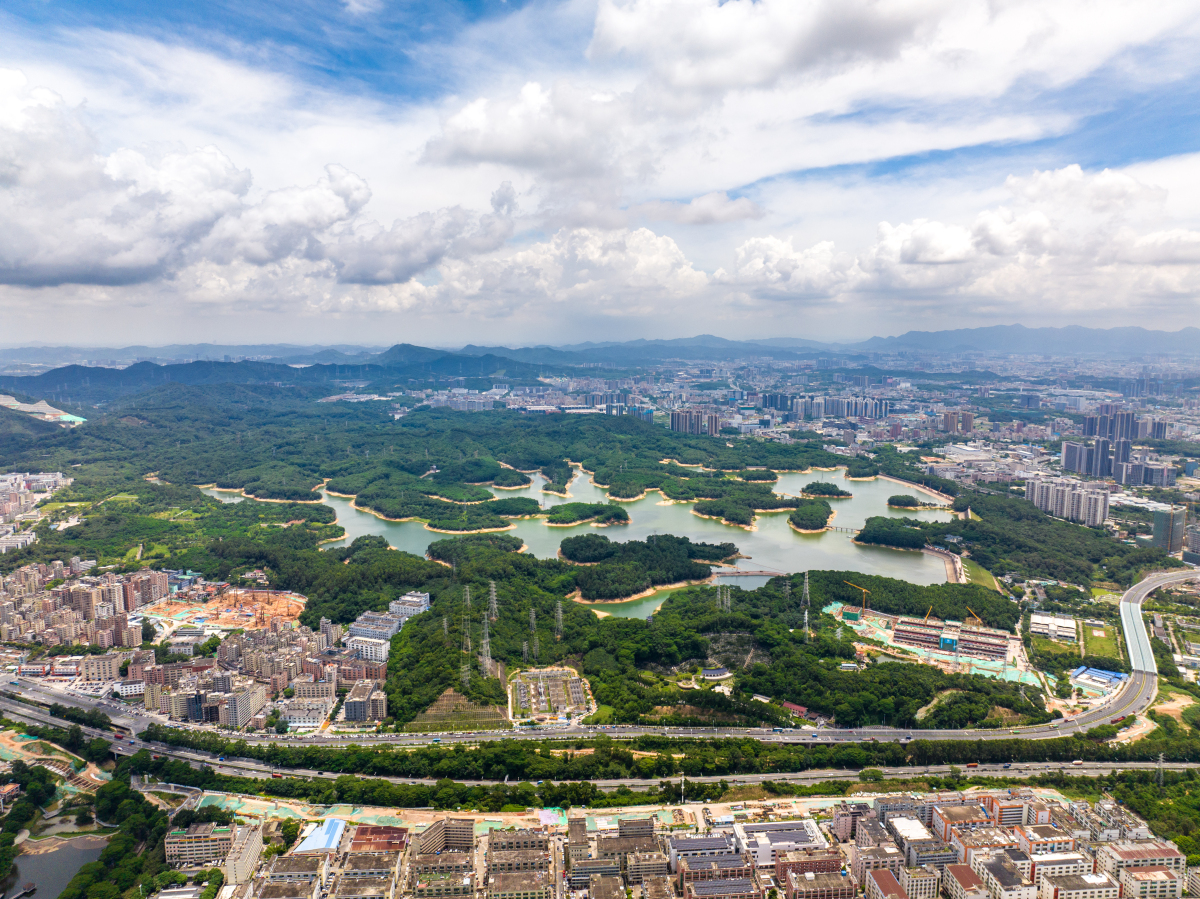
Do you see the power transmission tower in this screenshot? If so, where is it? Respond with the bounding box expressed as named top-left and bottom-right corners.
top-left (783, 581), bottom-right (791, 604)
top-left (530, 608), bottom-right (536, 633)
top-left (443, 616), bottom-right (448, 636)
top-left (460, 592), bottom-right (472, 691)
top-left (489, 581), bottom-right (498, 621)
top-left (555, 601), bottom-right (563, 641)
top-left (522, 641), bottom-right (529, 664)
top-left (481, 613), bottom-right (492, 676)
top-left (532, 634), bottom-right (540, 663)
top-left (802, 572), bottom-right (811, 639)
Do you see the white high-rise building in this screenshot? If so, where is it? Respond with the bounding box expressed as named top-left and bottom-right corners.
top-left (1024, 477), bottom-right (1109, 527)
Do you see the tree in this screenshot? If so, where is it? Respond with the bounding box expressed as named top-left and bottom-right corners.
top-left (274, 719), bottom-right (289, 735)
top-left (280, 819), bottom-right (301, 848)
top-left (141, 620), bottom-right (157, 642)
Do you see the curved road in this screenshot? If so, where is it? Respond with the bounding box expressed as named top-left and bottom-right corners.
top-left (2, 568), bottom-right (1195, 785)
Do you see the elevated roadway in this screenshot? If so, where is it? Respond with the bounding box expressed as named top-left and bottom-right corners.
top-left (2, 568), bottom-right (1194, 784)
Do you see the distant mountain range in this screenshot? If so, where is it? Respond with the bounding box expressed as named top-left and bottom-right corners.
top-left (850, 325), bottom-right (1200, 355)
top-left (0, 326), bottom-right (1196, 390)
top-left (0, 347), bottom-right (554, 406)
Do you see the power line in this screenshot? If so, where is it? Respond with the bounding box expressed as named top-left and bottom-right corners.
top-left (461, 588), bottom-right (473, 691)
top-left (481, 611), bottom-right (492, 676)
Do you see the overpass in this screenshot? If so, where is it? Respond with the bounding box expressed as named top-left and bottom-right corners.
top-left (1, 568), bottom-right (1194, 785)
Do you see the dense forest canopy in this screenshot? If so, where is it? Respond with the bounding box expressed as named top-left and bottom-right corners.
top-left (0, 386), bottom-right (925, 529)
top-left (0, 381), bottom-right (1179, 735)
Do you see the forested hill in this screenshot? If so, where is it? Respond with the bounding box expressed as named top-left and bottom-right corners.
top-left (152, 522), bottom-right (1041, 730)
top-left (0, 347), bottom-right (553, 405)
top-left (0, 387), bottom-right (897, 527)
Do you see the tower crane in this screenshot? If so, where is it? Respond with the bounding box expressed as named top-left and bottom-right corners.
top-left (844, 581), bottom-right (871, 614)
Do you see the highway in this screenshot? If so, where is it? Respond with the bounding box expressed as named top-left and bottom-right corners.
top-left (1, 567), bottom-right (1195, 786)
top-left (1, 694), bottom-right (1196, 791)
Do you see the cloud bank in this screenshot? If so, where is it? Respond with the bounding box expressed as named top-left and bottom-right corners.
top-left (1, 0), bottom-right (1200, 342)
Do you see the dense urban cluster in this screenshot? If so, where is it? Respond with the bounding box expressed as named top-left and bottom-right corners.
top-left (145, 784), bottom-right (1195, 899)
top-left (0, 471), bottom-right (71, 554)
top-left (0, 558), bottom-right (424, 730)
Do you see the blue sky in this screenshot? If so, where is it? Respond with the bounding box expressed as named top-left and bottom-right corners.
top-left (2, 0), bottom-right (1199, 345)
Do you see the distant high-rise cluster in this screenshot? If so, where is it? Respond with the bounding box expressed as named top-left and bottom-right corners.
top-left (1062, 440), bottom-right (1176, 486)
top-left (670, 411), bottom-right (721, 435)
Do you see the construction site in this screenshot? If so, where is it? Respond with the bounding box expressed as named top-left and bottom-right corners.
top-left (827, 592), bottom-right (1039, 687)
top-left (510, 667), bottom-right (595, 721)
top-left (143, 588), bottom-right (307, 631)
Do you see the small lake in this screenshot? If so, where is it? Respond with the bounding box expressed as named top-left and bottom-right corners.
top-left (313, 467), bottom-right (955, 616)
top-left (200, 487), bottom-right (245, 504)
top-left (2, 838), bottom-right (105, 898)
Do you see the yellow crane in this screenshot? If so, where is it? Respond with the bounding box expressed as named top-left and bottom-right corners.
top-left (844, 581), bottom-right (871, 613)
top-left (965, 606), bottom-right (984, 627)
top-left (923, 605), bottom-right (934, 624)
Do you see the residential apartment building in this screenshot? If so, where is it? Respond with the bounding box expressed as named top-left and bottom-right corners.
top-left (224, 824), bottom-right (264, 884)
top-left (81, 653), bottom-right (120, 681)
top-left (344, 680), bottom-right (388, 722)
top-left (347, 636), bottom-right (390, 663)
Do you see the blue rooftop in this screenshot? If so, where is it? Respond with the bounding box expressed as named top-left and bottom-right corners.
top-left (295, 818), bottom-right (346, 853)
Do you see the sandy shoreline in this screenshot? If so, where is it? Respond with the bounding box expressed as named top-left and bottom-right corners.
top-left (197, 483), bottom-right (323, 504)
top-left (545, 518), bottom-right (629, 527)
top-left (691, 509), bottom-right (757, 531)
top-left (571, 577), bottom-right (712, 607)
top-left (424, 523), bottom-right (516, 534)
top-left (19, 832), bottom-right (110, 854)
top-left (787, 507), bottom-right (836, 534)
top-left (876, 474), bottom-right (955, 504)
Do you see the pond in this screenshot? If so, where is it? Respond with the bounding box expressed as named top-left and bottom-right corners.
top-left (2, 837), bottom-right (106, 899)
top-left (315, 467), bottom-right (956, 616)
top-left (200, 486), bottom-right (244, 504)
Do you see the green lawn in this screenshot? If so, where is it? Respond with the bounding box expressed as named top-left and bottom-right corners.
top-left (1031, 635), bottom-right (1064, 656)
top-left (962, 559), bottom-right (1001, 592)
top-left (1083, 622), bottom-right (1121, 658)
top-left (584, 705), bottom-right (615, 725)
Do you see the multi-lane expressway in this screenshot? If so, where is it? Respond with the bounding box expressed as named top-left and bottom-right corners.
top-left (2, 568), bottom-right (1195, 785)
